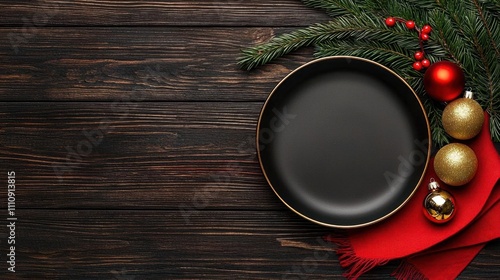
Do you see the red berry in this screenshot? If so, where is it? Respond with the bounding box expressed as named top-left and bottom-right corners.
top-left (420, 33), bottom-right (430, 41)
top-left (413, 61), bottom-right (423, 71)
top-left (414, 51), bottom-right (424, 60)
top-left (421, 59), bottom-right (431, 68)
top-left (421, 24), bottom-right (432, 34)
top-left (385, 17), bottom-right (396, 27)
top-left (406, 20), bottom-right (416, 29)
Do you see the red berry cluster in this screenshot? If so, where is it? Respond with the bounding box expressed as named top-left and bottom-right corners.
top-left (413, 52), bottom-right (430, 71)
top-left (385, 17), bottom-right (433, 71)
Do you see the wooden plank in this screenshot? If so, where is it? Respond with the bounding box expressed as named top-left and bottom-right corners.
top-left (0, 210), bottom-right (344, 279)
top-left (0, 27), bottom-right (313, 101)
top-left (0, 0), bottom-right (329, 27)
top-left (1, 209), bottom-right (499, 279)
top-left (2, 102), bottom-right (500, 211)
top-left (0, 102), bottom-right (285, 210)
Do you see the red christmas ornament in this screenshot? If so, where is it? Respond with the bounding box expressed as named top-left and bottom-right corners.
top-left (405, 20), bottom-right (416, 29)
top-left (385, 17), bottom-right (396, 27)
top-left (420, 33), bottom-right (430, 41)
top-left (424, 61), bottom-right (465, 102)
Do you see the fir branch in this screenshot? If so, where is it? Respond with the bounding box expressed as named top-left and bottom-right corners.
top-left (239, 15), bottom-right (432, 70)
top-left (301, 0), bottom-right (364, 18)
top-left (472, 0), bottom-right (500, 115)
top-left (465, 8), bottom-right (499, 112)
top-left (315, 44), bottom-right (445, 87)
top-left (472, 0), bottom-right (500, 57)
top-left (479, 0), bottom-right (500, 19)
top-left (431, 0), bottom-right (499, 114)
top-left (238, 0), bottom-right (500, 143)
top-left (401, 0), bottom-right (440, 10)
top-left (238, 17), bottom-right (366, 71)
top-left (428, 10), bottom-right (469, 68)
top-left (490, 112), bottom-right (500, 142)
top-left (315, 40), bottom-right (417, 77)
top-left (381, 0), bottom-right (429, 24)
top-left (424, 98), bottom-right (450, 146)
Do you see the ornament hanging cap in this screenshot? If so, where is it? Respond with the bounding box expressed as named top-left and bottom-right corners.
top-left (428, 178), bottom-right (440, 191)
top-left (464, 89), bottom-right (473, 99)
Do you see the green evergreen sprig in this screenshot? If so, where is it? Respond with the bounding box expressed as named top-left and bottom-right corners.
top-left (238, 0), bottom-right (500, 146)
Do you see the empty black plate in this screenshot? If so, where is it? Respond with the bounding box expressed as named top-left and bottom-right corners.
top-left (257, 56), bottom-right (430, 228)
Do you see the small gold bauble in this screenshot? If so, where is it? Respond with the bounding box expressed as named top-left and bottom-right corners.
top-left (423, 181), bottom-right (456, 223)
top-left (434, 143), bottom-right (478, 186)
top-left (442, 91), bottom-right (484, 140)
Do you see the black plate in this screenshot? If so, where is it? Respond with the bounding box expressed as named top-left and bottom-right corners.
top-left (257, 56), bottom-right (430, 228)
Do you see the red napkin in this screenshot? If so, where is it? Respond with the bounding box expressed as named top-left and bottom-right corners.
top-left (393, 245), bottom-right (485, 280)
top-left (393, 182), bottom-right (500, 279)
top-left (325, 113), bottom-right (500, 279)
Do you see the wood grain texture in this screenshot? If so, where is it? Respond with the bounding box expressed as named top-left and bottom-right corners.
top-left (1, 209), bottom-right (499, 279)
top-left (2, 1), bottom-right (500, 278)
top-left (0, 0), bottom-right (329, 27)
top-left (0, 102), bottom-right (281, 210)
top-left (1, 103), bottom-right (500, 279)
top-left (0, 27), bottom-right (313, 101)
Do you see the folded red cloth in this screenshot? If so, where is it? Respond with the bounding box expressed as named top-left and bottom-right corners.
top-left (393, 244), bottom-right (485, 280)
top-left (393, 182), bottom-right (500, 279)
top-left (325, 113), bottom-right (500, 279)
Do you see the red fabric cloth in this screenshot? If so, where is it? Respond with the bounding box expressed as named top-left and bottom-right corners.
top-left (325, 113), bottom-right (500, 279)
top-left (393, 245), bottom-right (485, 280)
top-left (393, 183), bottom-right (500, 279)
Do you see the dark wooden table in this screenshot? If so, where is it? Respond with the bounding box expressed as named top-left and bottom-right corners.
top-left (1, 1), bottom-right (499, 279)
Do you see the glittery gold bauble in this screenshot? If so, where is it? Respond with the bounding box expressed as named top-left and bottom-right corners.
top-left (442, 91), bottom-right (484, 140)
top-left (423, 181), bottom-right (456, 223)
top-left (434, 143), bottom-right (478, 186)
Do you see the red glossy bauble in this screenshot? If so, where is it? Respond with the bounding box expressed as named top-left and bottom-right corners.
top-left (423, 61), bottom-right (465, 102)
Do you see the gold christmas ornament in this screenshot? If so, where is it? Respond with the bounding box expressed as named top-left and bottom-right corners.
top-left (442, 90), bottom-right (484, 140)
top-left (423, 180), bottom-right (456, 223)
top-left (434, 143), bottom-right (478, 186)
